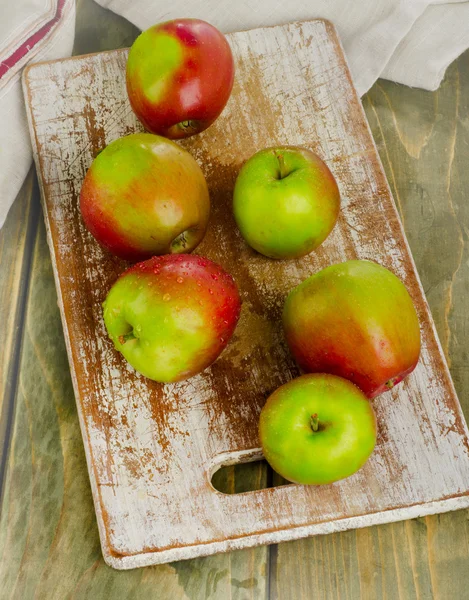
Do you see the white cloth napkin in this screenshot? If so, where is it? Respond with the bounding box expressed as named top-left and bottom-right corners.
top-left (1, 0), bottom-right (75, 228)
top-left (1, 0), bottom-right (469, 229)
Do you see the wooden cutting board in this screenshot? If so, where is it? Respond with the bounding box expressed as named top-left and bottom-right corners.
top-left (22, 19), bottom-right (469, 570)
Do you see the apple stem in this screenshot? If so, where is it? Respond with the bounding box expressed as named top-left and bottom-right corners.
top-left (310, 413), bottom-right (319, 433)
top-left (275, 152), bottom-right (288, 179)
top-left (171, 231), bottom-right (188, 252)
top-left (178, 120), bottom-right (197, 133)
top-left (118, 331), bottom-right (136, 345)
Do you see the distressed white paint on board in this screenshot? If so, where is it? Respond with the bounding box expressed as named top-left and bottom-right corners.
top-left (23, 20), bottom-right (469, 569)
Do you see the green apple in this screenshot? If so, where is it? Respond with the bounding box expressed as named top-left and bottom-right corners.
top-left (233, 146), bottom-right (340, 259)
top-left (259, 374), bottom-right (377, 485)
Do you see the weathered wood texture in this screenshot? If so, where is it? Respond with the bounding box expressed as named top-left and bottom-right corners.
top-left (1, 1), bottom-right (267, 596)
top-left (271, 56), bottom-right (469, 600)
top-left (0, 170), bottom-right (39, 499)
top-left (2, 0), bottom-right (469, 595)
top-left (22, 18), bottom-right (469, 570)
top-left (0, 220), bottom-right (268, 599)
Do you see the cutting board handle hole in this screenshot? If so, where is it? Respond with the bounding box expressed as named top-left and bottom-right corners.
top-left (210, 453), bottom-right (291, 495)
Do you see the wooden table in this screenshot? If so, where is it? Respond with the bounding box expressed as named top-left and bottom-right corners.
top-left (1, 1), bottom-right (469, 597)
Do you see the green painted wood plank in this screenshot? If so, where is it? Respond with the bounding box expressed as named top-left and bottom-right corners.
top-left (74, 0), bottom-right (139, 56)
top-left (0, 170), bottom-right (39, 502)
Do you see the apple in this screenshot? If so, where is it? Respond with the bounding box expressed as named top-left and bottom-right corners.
top-left (80, 133), bottom-right (210, 261)
top-left (102, 254), bottom-right (241, 383)
top-left (283, 260), bottom-right (421, 398)
top-left (126, 19), bottom-right (235, 139)
top-left (259, 374), bottom-right (376, 485)
top-left (233, 146), bottom-right (340, 259)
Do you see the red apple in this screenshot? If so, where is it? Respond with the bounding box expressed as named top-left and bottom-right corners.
top-left (126, 19), bottom-right (235, 139)
top-left (79, 133), bottom-right (210, 261)
top-left (103, 254), bottom-right (241, 382)
top-left (283, 260), bottom-right (421, 398)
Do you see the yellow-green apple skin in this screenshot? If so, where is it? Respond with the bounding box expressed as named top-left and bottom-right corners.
top-left (103, 254), bottom-right (241, 383)
top-left (80, 133), bottom-right (210, 261)
top-left (283, 260), bottom-right (421, 398)
top-left (259, 374), bottom-right (377, 485)
top-left (233, 146), bottom-right (340, 259)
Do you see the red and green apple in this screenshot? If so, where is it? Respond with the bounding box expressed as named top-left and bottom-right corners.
top-left (80, 133), bottom-right (210, 261)
top-left (103, 254), bottom-right (241, 383)
top-left (259, 373), bottom-right (377, 485)
top-left (233, 146), bottom-right (340, 259)
top-left (126, 19), bottom-right (235, 138)
top-left (283, 260), bottom-right (421, 398)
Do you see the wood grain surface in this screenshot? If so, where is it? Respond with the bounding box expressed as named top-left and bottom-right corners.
top-left (0, 171), bottom-right (39, 468)
top-left (21, 14), bottom-right (469, 571)
top-left (1, 0), bottom-right (469, 595)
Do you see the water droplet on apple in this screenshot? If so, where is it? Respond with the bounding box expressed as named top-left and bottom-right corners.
top-left (163, 293), bottom-right (171, 301)
top-left (197, 281), bottom-right (202, 287)
top-left (209, 289), bottom-right (214, 295)
top-left (211, 274), bottom-right (218, 280)
top-left (220, 337), bottom-right (225, 343)
top-left (177, 277), bottom-right (184, 283)
top-left (223, 320), bottom-right (229, 325)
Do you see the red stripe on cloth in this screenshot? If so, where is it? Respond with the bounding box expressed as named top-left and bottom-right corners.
top-left (0, 0), bottom-right (66, 80)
